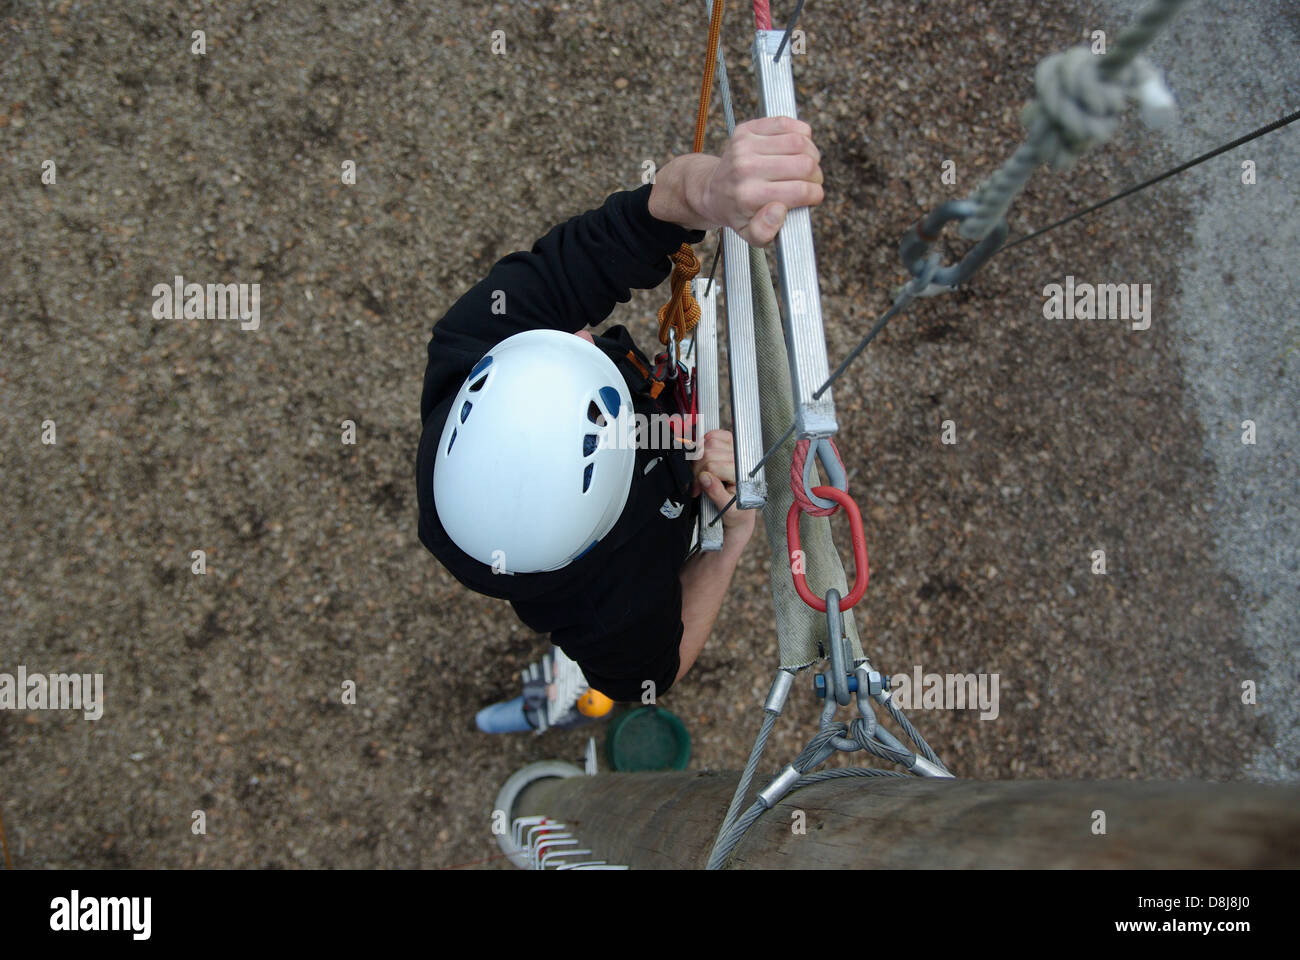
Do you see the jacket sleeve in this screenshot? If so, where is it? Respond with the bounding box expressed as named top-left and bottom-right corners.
top-left (419, 183), bottom-right (706, 425)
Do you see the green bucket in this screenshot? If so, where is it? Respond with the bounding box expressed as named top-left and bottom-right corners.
top-left (604, 706), bottom-right (691, 771)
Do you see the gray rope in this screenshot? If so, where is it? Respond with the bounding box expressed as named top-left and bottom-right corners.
top-left (707, 726), bottom-right (843, 870)
top-left (709, 800), bottom-right (767, 868)
top-left (795, 724), bottom-right (844, 768)
top-left (959, 0), bottom-right (1190, 240)
top-left (850, 717), bottom-right (913, 767)
top-left (707, 0), bottom-right (738, 137)
top-left (883, 693), bottom-right (948, 771)
top-left (707, 767), bottom-right (912, 869)
top-left (707, 707), bottom-right (778, 863)
top-left (707, 689), bottom-right (955, 868)
top-left (794, 767), bottom-right (911, 788)
top-left (1098, 0), bottom-right (1191, 77)
top-left (707, 757), bottom-right (916, 868)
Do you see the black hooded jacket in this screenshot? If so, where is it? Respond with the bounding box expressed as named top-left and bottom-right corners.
top-left (416, 184), bottom-right (708, 701)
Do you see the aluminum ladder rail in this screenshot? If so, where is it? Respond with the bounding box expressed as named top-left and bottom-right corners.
top-left (722, 227), bottom-right (769, 509)
top-left (752, 28), bottom-right (838, 440)
top-left (691, 276), bottom-right (726, 550)
top-left (702, 0), bottom-right (767, 511)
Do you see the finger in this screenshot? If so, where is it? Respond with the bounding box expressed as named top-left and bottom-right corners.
top-left (729, 150), bottom-right (821, 193)
top-left (746, 132), bottom-right (822, 165)
top-left (701, 438), bottom-right (735, 465)
top-left (703, 446), bottom-right (734, 470)
top-left (702, 439), bottom-right (734, 463)
top-left (706, 458), bottom-right (737, 486)
top-left (738, 175), bottom-right (824, 215)
top-left (745, 151), bottom-right (823, 185)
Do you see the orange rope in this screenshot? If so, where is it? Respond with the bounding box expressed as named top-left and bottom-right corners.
top-left (656, 248), bottom-right (703, 350)
top-left (690, 0), bottom-right (725, 156)
top-left (656, 0), bottom-right (727, 355)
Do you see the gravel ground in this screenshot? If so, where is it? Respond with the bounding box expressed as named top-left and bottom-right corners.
top-left (0, 0), bottom-right (1294, 869)
top-left (1098, 0), bottom-right (1299, 781)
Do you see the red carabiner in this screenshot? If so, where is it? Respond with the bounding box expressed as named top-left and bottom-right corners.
top-left (786, 486), bottom-right (870, 612)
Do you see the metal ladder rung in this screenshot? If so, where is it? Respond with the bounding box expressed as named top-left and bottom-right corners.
top-left (752, 29), bottom-right (837, 440)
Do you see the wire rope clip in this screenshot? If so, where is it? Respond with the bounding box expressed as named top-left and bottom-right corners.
top-left (786, 486), bottom-right (870, 613)
top-left (899, 200), bottom-right (1008, 297)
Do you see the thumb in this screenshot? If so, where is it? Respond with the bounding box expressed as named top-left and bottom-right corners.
top-left (762, 202), bottom-right (787, 227)
top-left (698, 472), bottom-right (732, 509)
top-left (751, 202), bottom-right (787, 245)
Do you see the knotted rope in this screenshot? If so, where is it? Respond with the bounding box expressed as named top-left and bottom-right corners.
top-left (656, 0), bottom-right (727, 355)
top-left (960, 0), bottom-right (1188, 240)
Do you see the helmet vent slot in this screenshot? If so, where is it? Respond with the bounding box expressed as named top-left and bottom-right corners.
top-left (583, 434), bottom-right (598, 457)
top-left (586, 401), bottom-right (606, 427)
top-left (468, 375), bottom-right (488, 393)
top-left (460, 401), bottom-right (473, 423)
top-left (582, 463), bottom-right (594, 493)
top-left (598, 386), bottom-right (621, 419)
top-left (447, 428), bottom-right (457, 454)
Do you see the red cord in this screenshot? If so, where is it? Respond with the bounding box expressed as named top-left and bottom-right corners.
top-left (752, 0), bottom-right (772, 30)
top-left (789, 437), bottom-right (846, 516)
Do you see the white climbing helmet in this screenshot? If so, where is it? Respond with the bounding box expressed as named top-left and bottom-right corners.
top-left (433, 329), bottom-right (637, 574)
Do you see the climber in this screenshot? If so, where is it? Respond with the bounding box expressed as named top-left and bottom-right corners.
top-left (417, 116), bottom-right (824, 703)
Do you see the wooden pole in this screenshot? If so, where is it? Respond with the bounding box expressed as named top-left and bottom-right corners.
top-left (513, 771), bottom-right (1300, 869)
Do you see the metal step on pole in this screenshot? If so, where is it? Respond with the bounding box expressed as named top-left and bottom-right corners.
top-left (722, 227), bottom-right (768, 509)
top-left (752, 29), bottom-right (837, 440)
top-left (691, 276), bottom-right (725, 551)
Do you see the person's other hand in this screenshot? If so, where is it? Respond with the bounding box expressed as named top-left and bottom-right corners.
top-left (690, 430), bottom-right (757, 540)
